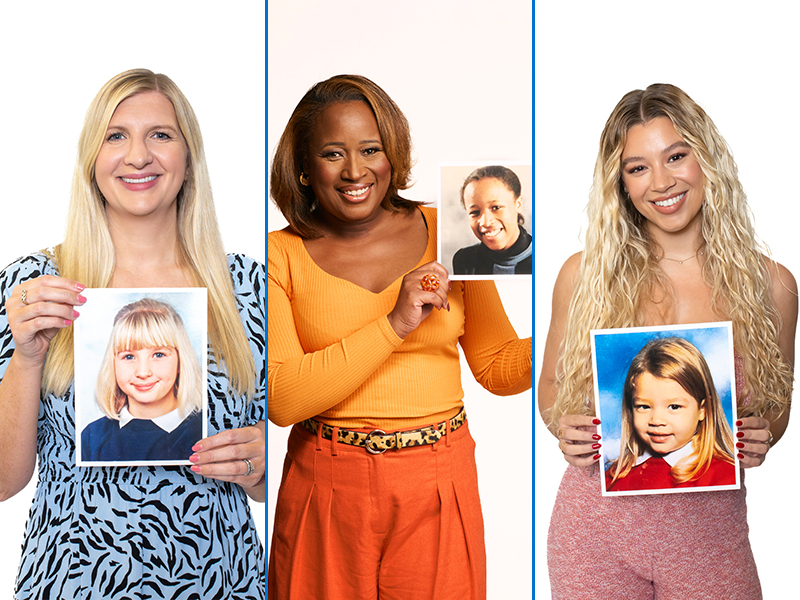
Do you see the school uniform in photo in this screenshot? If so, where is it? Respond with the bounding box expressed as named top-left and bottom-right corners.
top-left (605, 443), bottom-right (736, 492)
top-left (82, 407), bottom-right (202, 461)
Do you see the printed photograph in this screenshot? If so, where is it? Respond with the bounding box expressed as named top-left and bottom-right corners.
top-left (75, 288), bottom-right (208, 466)
top-left (591, 323), bottom-right (740, 496)
top-left (439, 163), bottom-right (532, 279)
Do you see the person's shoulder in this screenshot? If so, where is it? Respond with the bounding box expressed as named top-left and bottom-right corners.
top-left (227, 253), bottom-right (264, 277)
top-left (0, 250), bottom-right (59, 300)
top-left (551, 251), bottom-right (583, 303)
top-left (762, 256), bottom-right (798, 315)
top-left (453, 243), bottom-right (483, 275)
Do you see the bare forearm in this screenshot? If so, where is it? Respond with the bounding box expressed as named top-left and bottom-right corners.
top-left (0, 354), bottom-right (43, 500)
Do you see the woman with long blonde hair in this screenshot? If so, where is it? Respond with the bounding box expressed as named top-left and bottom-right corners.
top-left (0, 69), bottom-right (264, 598)
top-left (538, 84), bottom-right (795, 598)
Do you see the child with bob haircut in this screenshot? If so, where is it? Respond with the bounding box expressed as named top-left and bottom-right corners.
top-left (606, 337), bottom-right (736, 491)
top-left (81, 298), bottom-right (204, 462)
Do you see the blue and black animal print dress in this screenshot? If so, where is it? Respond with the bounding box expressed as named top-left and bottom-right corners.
top-left (0, 252), bottom-right (265, 600)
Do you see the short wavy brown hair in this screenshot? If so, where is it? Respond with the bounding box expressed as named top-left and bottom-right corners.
top-left (270, 74), bottom-right (419, 238)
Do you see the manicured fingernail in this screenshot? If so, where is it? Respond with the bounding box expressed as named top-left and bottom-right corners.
top-left (592, 443), bottom-right (601, 450)
top-left (64, 320), bottom-right (72, 326)
top-left (736, 442), bottom-right (745, 449)
top-left (735, 420), bottom-right (743, 427)
top-left (592, 434), bottom-right (601, 440)
top-left (72, 310), bottom-right (80, 318)
top-left (189, 454), bottom-right (199, 463)
top-left (77, 295), bottom-right (87, 303)
top-left (592, 419), bottom-right (601, 425)
top-left (191, 466), bottom-right (201, 473)
top-left (76, 283), bottom-right (85, 291)
top-left (592, 454), bottom-right (601, 461)
top-left (736, 432), bottom-right (745, 438)
top-left (192, 443), bottom-right (202, 452)
top-left (737, 453), bottom-right (744, 460)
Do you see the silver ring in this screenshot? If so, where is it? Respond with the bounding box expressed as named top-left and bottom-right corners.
top-left (242, 458), bottom-right (255, 477)
top-left (20, 289), bottom-right (28, 305)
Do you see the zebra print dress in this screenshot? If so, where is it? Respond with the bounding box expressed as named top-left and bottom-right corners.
top-left (0, 252), bottom-right (265, 600)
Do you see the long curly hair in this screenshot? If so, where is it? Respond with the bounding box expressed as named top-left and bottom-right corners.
top-left (545, 84), bottom-right (793, 433)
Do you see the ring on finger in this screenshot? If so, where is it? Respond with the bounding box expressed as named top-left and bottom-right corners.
top-left (420, 273), bottom-right (440, 292)
top-left (242, 458), bottom-right (255, 477)
top-left (20, 289), bottom-right (29, 306)
top-left (765, 430), bottom-right (773, 450)
top-left (559, 440), bottom-right (566, 453)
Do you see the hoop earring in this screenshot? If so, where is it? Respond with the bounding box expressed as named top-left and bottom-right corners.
top-left (299, 173), bottom-right (310, 187)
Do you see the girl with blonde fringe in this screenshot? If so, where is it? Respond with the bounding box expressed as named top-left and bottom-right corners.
top-left (81, 298), bottom-right (204, 462)
top-left (605, 337), bottom-right (736, 492)
top-left (0, 70), bottom-right (265, 599)
top-left (538, 84), bottom-right (796, 599)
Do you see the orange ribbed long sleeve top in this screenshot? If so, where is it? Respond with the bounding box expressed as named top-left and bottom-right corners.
top-left (268, 206), bottom-right (532, 430)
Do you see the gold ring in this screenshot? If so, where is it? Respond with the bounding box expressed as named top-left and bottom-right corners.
top-left (20, 289), bottom-right (29, 305)
top-left (559, 440), bottom-right (566, 453)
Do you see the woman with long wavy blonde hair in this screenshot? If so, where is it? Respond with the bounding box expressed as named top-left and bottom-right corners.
top-left (0, 69), bottom-right (265, 598)
top-left (538, 83), bottom-right (795, 598)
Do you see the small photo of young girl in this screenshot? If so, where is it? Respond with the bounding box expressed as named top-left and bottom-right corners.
top-left (76, 290), bottom-right (207, 466)
top-left (592, 323), bottom-right (739, 496)
top-left (439, 163), bottom-right (532, 279)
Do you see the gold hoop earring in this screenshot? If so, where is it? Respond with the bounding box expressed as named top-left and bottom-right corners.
top-left (299, 173), bottom-right (310, 187)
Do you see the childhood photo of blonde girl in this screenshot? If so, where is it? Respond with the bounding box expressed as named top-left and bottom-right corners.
top-left (75, 289), bottom-right (207, 466)
top-left (592, 326), bottom-right (738, 495)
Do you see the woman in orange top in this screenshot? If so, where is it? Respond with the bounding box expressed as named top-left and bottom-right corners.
top-left (267, 75), bottom-right (532, 600)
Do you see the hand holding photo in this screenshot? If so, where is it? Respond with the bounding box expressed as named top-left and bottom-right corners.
top-left (76, 289), bottom-right (208, 466)
top-left (591, 323), bottom-right (739, 496)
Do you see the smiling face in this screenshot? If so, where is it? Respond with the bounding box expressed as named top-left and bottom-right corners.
top-left (94, 91), bottom-right (189, 223)
top-left (620, 117), bottom-right (705, 238)
top-left (464, 177), bottom-right (523, 251)
top-left (632, 372), bottom-right (705, 455)
top-left (306, 101), bottom-right (392, 227)
top-left (114, 346), bottom-right (179, 418)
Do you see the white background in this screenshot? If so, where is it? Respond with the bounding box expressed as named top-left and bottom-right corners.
top-left (0, 2), bottom-right (265, 594)
top-left (267, 1), bottom-right (532, 597)
top-left (536, 2), bottom-right (800, 598)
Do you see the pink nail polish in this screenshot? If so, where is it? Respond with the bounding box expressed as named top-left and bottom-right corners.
top-left (736, 432), bottom-right (745, 438)
top-left (76, 283), bottom-right (85, 291)
top-left (189, 454), bottom-right (199, 463)
top-left (64, 320), bottom-right (72, 326)
top-left (192, 443), bottom-right (202, 452)
top-left (592, 418), bottom-right (601, 425)
top-left (72, 310), bottom-right (80, 318)
top-left (77, 295), bottom-right (87, 303)
top-left (191, 465), bottom-right (201, 473)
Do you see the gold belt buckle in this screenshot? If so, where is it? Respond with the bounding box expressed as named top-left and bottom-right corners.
top-left (364, 429), bottom-right (388, 454)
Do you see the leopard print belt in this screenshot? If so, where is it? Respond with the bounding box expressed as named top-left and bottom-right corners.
top-left (300, 409), bottom-right (467, 454)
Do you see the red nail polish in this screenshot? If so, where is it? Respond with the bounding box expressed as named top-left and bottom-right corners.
top-left (592, 434), bottom-right (601, 440)
top-left (592, 454), bottom-right (601, 460)
top-left (736, 432), bottom-right (745, 438)
top-left (592, 419), bottom-right (601, 425)
top-left (735, 420), bottom-right (743, 427)
top-left (736, 442), bottom-right (745, 449)
top-left (592, 443), bottom-right (601, 450)
top-left (737, 453), bottom-right (744, 460)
